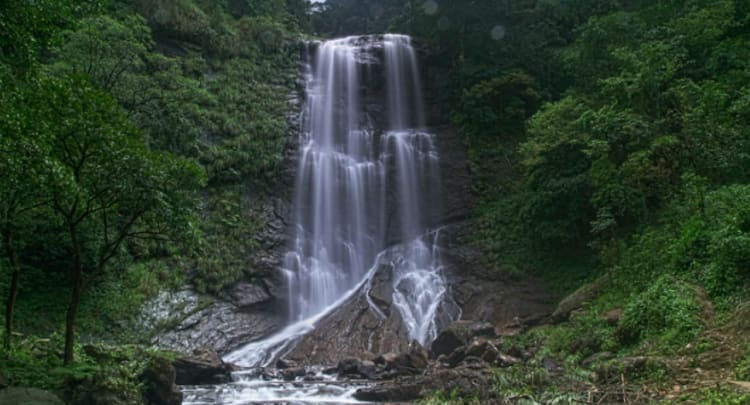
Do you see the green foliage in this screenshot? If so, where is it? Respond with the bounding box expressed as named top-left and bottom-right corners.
top-left (418, 388), bottom-right (480, 405)
top-left (735, 345), bottom-right (750, 380)
top-left (541, 312), bottom-right (618, 360)
top-left (619, 276), bottom-right (704, 350)
top-left (0, 0), bottom-right (104, 69)
top-left (491, 366), bottom-right (585, 405)
top-left (0, 333), bottom-right (173, 403)
top-left (1, 0), bottom-right (304, 367)
top-left (695, 388), bottom-right (750, 405)
top-left (190, 186), bottom-right (262, 293)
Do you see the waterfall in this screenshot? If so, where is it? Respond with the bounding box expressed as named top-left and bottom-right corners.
top-left (226, 34), bottom-right (450, 367)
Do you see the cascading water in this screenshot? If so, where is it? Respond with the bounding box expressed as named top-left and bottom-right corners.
top-left (185, 34), bottom-right (454, 404)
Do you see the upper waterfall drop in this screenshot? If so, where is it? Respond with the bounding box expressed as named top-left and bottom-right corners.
top-left (227, 34), bottom-right (454, 367)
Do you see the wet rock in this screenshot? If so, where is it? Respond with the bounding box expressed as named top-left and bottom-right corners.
top-left (442, 338), bottom-right (518, 369)
top-left (142, 356), bottom-right (182, 405)
top-left (285, 262), bottom-right (413, 365)
top-left (281, 367), bottom-right (306, 381)
top-left (358, 360), bottom-right (378, 379)
top-left (395, 347), bottom-right (428, 371)
top-left (374, 352), bottom-right (398, 368)
top-left (149, 293), bottom-right (283, 355)
top-left (337, 358), bottom-right (363, 376)
top-left (446, 345), bottom-right (467, 368)
top-left (354, 363), bottom-right (493, 402)
top-left (137, 289), bottom-right (202, 332)
top-left (173, 348), bottom-right (234, 385)
top-left (276, 358), bottom-right (297, 369)
top-left (444, 222), bottom-right (555, 330)
top-left (334, 357), bottom-right (379, 379)
top-left (431, 320), bottom-right (495, 357)
top-left (464, 339), bottom-right (496, 361)
top-left (226, 282), bottom-right (272, 308)
top-left (262, 368), bottom-right (280, 380)
top-left (0, 388), bottom-right (64, 405)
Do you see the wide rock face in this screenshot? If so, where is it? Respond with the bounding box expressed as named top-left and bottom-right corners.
top-left (140, 289), bottom-right (283, 355)
top-left (441, 222), bottom-right (555, 331)
top-left (284, 262), bottom-right (413, 365)
top-left (140, 90), bottom-right (301, 356)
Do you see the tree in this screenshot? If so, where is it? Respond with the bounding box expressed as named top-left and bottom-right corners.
top-left (48, 14), bottom-right (211, 157)
top-left (43, 76), bottom-right (204, 364)
top-left (0, 0), bottom-right (103, 70)
top-left (0, 74), bottom-right (61, 350)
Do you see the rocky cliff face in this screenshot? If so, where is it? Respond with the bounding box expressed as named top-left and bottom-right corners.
top-left (143, 37), bottom-right (553, 360)
top-left (139, 87), bottom-right (303, 355)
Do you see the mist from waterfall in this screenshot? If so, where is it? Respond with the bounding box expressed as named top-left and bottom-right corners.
top-left (226, 34), bottom-right (451, 367)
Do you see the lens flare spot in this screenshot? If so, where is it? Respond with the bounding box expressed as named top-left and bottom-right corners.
top-left (422, 0), bottom-right (438, 15)
top-left (491, 25), bottom-right (506, 40)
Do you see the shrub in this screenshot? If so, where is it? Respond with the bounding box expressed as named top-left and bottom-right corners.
top-left (735, 346), bottom-right (750, 380)
top-left (618, 275), bottom-right (703, 350)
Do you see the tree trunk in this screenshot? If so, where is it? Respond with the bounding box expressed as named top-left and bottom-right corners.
top-left (4, 231), bottom-right (20, 351)
top-left (64, 225), bottom-right (83, 365)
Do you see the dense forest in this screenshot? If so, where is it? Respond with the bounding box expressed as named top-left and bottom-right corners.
top-left (2, 0), bottom-right (750, 403)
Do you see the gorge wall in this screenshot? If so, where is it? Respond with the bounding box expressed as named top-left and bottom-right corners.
top-left (142, 35), bottom-right (553, 361)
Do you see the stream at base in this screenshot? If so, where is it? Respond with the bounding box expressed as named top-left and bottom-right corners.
top-left (181, 369), bottom-right (371, 405)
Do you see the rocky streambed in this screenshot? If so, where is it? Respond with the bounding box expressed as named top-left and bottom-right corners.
top-left (172, 319), bottom-right (537, 405)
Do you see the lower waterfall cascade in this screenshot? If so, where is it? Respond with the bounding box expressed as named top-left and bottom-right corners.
top-left (185, 34), bottom-right (456, 404)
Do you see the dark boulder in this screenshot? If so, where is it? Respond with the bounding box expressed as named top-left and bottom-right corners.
top-left (142, 356), bottom-right (182, 405)
top-left (335, 358), bottom-right (379, 379)
top-left (354, 362), bottom-right (493, 402)
top-left (276, 358), bottom-right (297, 369)
top-left (337, 358), bottom-right (362, 376)
top-left (446, 345), bottom-right (467, 368)
top-left (431, 320), bottom-right (495, 357)
top-left (358, 360), bottom-right (378, 379)
top-left (173, 348), bottom-right (234, 385)
top-left (281, 367), bottom-right (306, 381)
top-left (445, 339), bottom-right (519, 369)
top-left (374, 352), bottom-right (398, 368)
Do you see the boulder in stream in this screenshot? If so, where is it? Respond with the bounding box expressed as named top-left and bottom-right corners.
top-left (173, 348), bottom-right (234, 385)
